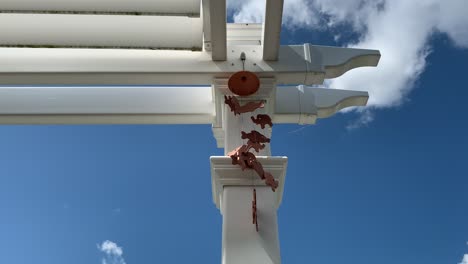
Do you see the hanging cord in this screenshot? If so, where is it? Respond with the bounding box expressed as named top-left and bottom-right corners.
top-left (240, 52), bottom-right (246, 71)
top-left (250, 111), bottom-right (256, 186)
top-left (245, 100), bottom-right (258, 232)
top-left (241, 112), bottom-right (246, 145)
top-left (252, 187), bottom-right (258, 232)
top-left (298, 53), bottom-right (309, 125)
top-left (238, 51), bottom-right (260, 231)
top-left (298, 44), bottom-right (310, 125)
top-left (251, 155), bottom-right (257, 232)
top-left (251, 107), bottom-right (259, 232)
top-left (297, 85), bottom-right (303, 125)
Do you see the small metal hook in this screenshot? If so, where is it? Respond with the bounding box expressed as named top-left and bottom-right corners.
top-left (240, 52), bottom-right (246, 61)
top-left (240, 52), bottom-right (246, 71)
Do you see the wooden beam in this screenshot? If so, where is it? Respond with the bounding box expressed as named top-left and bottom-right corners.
top-left (0, 86), bottom-right (369, 125)
top-left (0, 45), bottom-right (380, 85)
top-left (274, 86), bottom-right (369, 124)
top-left (227, 23), bottom-right (262, 46)
top-left (262, 0), bottom-right (284, 61)
top-left (209, 0), bottom-right (227, 60)
top-left (201, 0), bottom-right (212, 51)
top-left (0, 87), bottom-right (214, 124)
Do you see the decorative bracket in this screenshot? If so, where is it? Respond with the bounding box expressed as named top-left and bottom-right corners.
top-left (210, 156), bottom-right (288, 210)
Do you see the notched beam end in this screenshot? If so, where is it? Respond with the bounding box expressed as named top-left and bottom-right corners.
top-left (324, 49), bottom-right (380, 79)
top-left (274, 86), bottom-right (370, 123)
top-left (304, 44), bottom-right (380, 79)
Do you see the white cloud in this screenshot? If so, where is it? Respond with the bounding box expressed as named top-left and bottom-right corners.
top-left (228, 0), bottom-right (468, 127)
top-left (97, 240), bottom-right (126, 264)
top-left (228, 0), bottom-right (264, 23)
top-left (460, 254), bottom-right (468, 264)
top-left (327, 1), bottom-right (436, 108)
top-left (228, 0), bottom-right (317, 28)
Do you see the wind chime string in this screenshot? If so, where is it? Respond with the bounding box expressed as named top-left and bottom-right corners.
top-left (225, 76), bottom-right (277, 232)
top-left (247, 103), bottom-right (258, 232)
top-left (241, 51), bottom-right (246, 71)
top-left (298, 50), bottom-right (309, 125)
top-left (252, 187), bottom-right (258, 232)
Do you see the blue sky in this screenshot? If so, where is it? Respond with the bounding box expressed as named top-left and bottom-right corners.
top-left (1, 1), bottom-right (468, 264)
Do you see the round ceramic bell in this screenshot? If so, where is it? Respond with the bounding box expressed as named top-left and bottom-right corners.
top-left (228, 71), bottom-right (260, 96)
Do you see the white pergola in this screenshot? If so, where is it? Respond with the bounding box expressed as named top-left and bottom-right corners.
top-left (0, 0), bottom-right (380, 263)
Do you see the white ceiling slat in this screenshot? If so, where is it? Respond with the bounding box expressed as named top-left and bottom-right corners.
top-left (201, 0), bottom-right (211, 50)
top-left (208, 0), bottom-right (226, 60)
top-left (0, 14), bottom-right (203, 49)
top-left (227, 23), bottom-right (262, 46)
top-left (262, 0), bottom-right (283, 61)
top-left (0, 0), bottom-right (201, 16)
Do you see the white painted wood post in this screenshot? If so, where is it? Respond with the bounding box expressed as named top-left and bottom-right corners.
top-left (222, 186), bottom-right (281, 264)
top-left (211, 155), bottom-right (287, 264)
top-left (212, 79), bottom-right (287, 264)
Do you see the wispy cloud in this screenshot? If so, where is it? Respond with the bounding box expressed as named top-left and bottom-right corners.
top-left (346, 109), bottom-right (374, 131)
top-left (460, 254), bottom-right (468, 264)
top-left (227, 0), bottom-right (468, 128)
top-left (97, 240), bottom-right (126, 264)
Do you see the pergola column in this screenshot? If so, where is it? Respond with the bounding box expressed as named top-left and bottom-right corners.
top-left (211, 156), bottom-right (287, 264)
top-left (222, 185), bottom-right (281, 264)
top-left (211, 79), bottom-right (287, 264)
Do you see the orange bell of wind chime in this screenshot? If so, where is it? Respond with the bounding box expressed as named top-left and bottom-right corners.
top-left (228, 71), bottom-right (260, 96)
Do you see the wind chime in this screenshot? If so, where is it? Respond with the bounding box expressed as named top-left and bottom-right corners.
top-left (224, 53), bottom-right (278, 232)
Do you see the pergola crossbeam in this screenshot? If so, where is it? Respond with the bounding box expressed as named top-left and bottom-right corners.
top-left (0, 45), bottom-right (380, 85)
top-left (262, 0), bottom-right (284, 61)
top-left (0, 86), bottom-right (368, 125)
